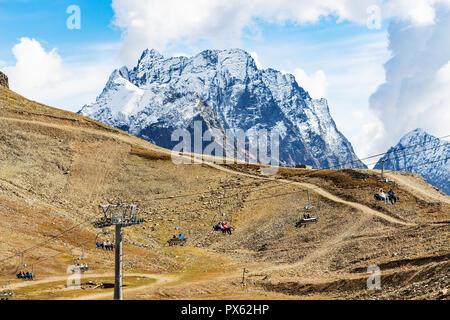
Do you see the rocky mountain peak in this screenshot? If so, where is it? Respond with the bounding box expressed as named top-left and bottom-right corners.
top-left (79, 48), bottom-right (366, 169)
top-left (374, 129), bottom-right (449, 194)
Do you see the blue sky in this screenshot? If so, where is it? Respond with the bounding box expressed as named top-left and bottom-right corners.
top-left (1, 0), bottom-right (449, 165)
top-left (0, 0), bottom-right (118, 60)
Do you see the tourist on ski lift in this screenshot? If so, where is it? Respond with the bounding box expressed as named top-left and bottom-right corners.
top-left (213, 221), bottom-right (222, 231)
top-left (222, 222), bottom-right (232, 235)
top-left (379, 188), bottom-right (389, 204)
top-left (388, 189), bottom-right (398, 204)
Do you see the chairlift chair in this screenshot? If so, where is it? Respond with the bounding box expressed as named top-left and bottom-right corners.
top-left (95, 228), bottom-right (115, 251)
top-left (167, 212), bottom-right (188, 246)
top-left (167, 237), bottom-right (187, 247)
top-left (17, 262), bottom-right (34, 281)
top-left (71, 245), bottom-right (89, 273)
top-left (295, 191), bottom-right (319, 228)
top-left (211, 198), bottom-right (235, 235)
top-left (0, 291), bottom-right (13, 300)
top-left (0, 281), bottom-right (13, 300)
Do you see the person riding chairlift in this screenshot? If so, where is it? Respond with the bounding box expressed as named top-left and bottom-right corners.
top-left (222, 222), bottom-right (232, 235)
top-left (388, 189), bottom-right (398, 204)
top-left (177, 234), bottom-right (185, 239)
top-left (213, 221), bottom-right (223, 231)
top-left (378, 188), bottom-right (389, 204)
top-left (103, 239), bottom-right (114, 251)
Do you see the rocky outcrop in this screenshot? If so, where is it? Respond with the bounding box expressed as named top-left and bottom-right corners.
top-left (0, 71), bottom-right (8, 89)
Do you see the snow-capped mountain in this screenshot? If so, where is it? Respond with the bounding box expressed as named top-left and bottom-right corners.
top-left (79, 48), bottom-right (365, 169)
top-left (374, 129), bottom-right (450, 195)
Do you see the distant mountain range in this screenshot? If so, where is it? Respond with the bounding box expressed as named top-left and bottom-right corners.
top-left (374, 128), bottom-right (450, 195)
top-left (79, 48), bottom-right (366, 169)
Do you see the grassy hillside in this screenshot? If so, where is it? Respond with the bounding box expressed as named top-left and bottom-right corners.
top-left (0, 85), bottom-right (448, 300)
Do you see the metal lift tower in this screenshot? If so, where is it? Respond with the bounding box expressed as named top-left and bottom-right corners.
top-left (93, 204), bottom-right (144, 300)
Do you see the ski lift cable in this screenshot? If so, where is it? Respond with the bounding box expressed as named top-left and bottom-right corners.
top-left (165, 156), bottom-right (450, 219)
top-left (0, 138), bottom-right (126, 263)
top-left (17, 239), bottom-right (92, 274)
top-left (137, 179), bottom-right (274, 204)
top-left (139, 138), bottom-right (450, 206)
top-left (322, 134), bottom-right (450, 170)
top-left (239, 156), bottom-right (450, 204)
top-left (362, 143), bottom-right (450, 168)
top-left (0, 218), bottom-right (95, 265)
top-left (128, 135), bottom-right (450, 209)
top-left (1, 144), bottom-right (448, 269)
top-left (1, 154), bottom-right (446, 278)
top-left (147, 154), bottom-right (450, 221)
top-left (141, 180), bottom-right (293, 217)
top-left (0, 237), bottom-right (94, 278)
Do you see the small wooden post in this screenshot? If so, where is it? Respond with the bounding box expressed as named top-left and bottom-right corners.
top-left (242, 268), bottom-right (249, 286)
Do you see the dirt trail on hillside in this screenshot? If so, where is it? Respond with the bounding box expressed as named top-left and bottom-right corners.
top-left (200, 161), bottom-right (416, 227)
top-left (2, 89), bottom-right (449, 300)
top-left (0, 116), bottom-right (429, 228)
top-left (8, 272), bottom-right (174, 290)
top-left (9, 272), bottom-right (180, 300)
top-left (384, 172), bottom-right (450, 204)
top-left (0, 117), bottom-right (140, 146)
top-left (69, 274), bottom-right (178, 300)
top-left (259, 215), bottom-right (372, 274)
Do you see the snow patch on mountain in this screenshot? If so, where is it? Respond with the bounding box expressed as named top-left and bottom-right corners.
top-left (79, 48), bottom-right (365, 169)
top-left (374, 128), bottom-right (450, 195)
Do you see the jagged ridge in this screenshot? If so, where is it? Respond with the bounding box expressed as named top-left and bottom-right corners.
top-left (79, 48), bottom-right (366, 169)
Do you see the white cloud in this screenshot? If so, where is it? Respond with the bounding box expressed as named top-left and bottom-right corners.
top-left (108, 0), bottom-right (450, 166)
top-left (4, 38), bottom-right (63, 91)
top-left (369, 6), bottom-right (450, 151)
top-left (383, 0), bottom-right (450, 25)
top-left (289, 69), bottom-right (328, 99)
top-left (111, 0), bottom-right (450, 65)
top-left (1, 38), bottom-right (116, 112)
top-left (250, 51), bottom-right (263, 69)
top-left (111, 0), bottom-right (385, 65)
top-left (3, 0), bottom-right (449, 166)
top-left (351, 118), bottom-right (386, 167)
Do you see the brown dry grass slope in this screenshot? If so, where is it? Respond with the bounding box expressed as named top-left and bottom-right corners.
top-left (0, 85), bottom-right (449, 300)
